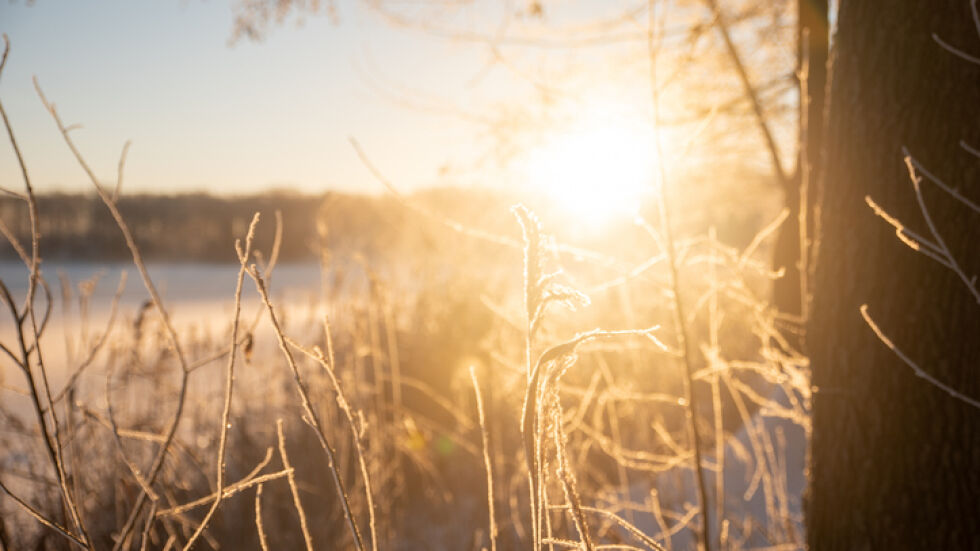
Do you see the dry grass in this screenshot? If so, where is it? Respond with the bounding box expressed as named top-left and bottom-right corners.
top-left (0, 35), bottom-right (809, 551)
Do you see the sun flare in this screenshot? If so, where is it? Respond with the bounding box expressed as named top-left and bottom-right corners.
top-left (524, 107), bottom-right (657, 226)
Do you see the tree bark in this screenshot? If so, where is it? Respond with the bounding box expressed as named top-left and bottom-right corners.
top-left (808, 1), bottom-right (980, 549)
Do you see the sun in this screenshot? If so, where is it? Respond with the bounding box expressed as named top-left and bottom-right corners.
top-left (524, 106), bottom-right (657, 227)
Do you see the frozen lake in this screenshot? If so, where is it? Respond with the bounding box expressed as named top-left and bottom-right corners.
top-left (0, 260), bottom-right (326, 312)
top-left (0, 260), bottom-right (329, 407)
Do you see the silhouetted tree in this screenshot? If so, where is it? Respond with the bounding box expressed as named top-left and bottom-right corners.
top-left (808, 1), bottom-right (980, 548)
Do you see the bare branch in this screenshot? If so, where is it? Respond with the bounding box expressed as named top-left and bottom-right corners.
top-left (860, 305), bottom-right (980, 409)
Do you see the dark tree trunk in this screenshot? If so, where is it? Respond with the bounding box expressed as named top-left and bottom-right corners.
top-left (808, 1), bottom-right (980, 549)
top-left (772, 0), bottom-right (829, 329)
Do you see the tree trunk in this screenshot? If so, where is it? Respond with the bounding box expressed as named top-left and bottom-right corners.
top-left (808, 1), bottom-right (980, 549)
top-left (772, 0), bottom-right (829, 329)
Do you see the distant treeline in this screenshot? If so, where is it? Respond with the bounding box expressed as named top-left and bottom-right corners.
top-left (0, 192), bottom-right (320, 262)
top-left (0, 178), bottom-right (777, 267)
top-left (0, 188), bottom-right (521, 264)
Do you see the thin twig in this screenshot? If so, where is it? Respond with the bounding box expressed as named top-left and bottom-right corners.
top-left (470, 366), bottom-right (497, 551)
top-left (287, 321), bottom-right (379, 551)
top-left (182, 212), bottom-right (260, 550)
top-left (860, 305), bottom-right (980, 409)
top-left (114, 140), bottom-right (131, 201)
top-left (0, 478), bottom-right (86, 549)
top-left (277, 419), bottom-right (315, 551)
top-left (550, 504), bottom-right (667, 551)
top-left (156, 448), bottom-right (278, 517)
top-left (34, 79), bottom-right (192, 550)
top-left (255, 483), bottom-right (270, 551)
top-left (248, 267), bottom-right (366, 551)
top-left (2, 40), bottom-right (89, 546)
top-left (702, 0), bottom-right (789, 191)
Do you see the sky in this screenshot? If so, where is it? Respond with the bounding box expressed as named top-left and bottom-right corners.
top-left (0, 1), bottom-right (800, 202)
top-left (0, 0), bottom-right (529, 196)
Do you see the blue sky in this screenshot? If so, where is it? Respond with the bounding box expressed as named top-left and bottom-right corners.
top-left (0, 0), bottom-right (518, 195)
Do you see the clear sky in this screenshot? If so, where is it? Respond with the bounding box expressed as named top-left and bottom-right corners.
top-left (0, 1), bottom-right (794, 206)
top-left (0, 0), bottom-right (527, 195)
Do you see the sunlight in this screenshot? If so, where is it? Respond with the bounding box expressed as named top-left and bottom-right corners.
top-left (525, 106), bottom-right (658, 226)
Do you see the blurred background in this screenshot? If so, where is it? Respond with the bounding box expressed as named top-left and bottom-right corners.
top-left (0, 1), bottom-right (813, 550)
